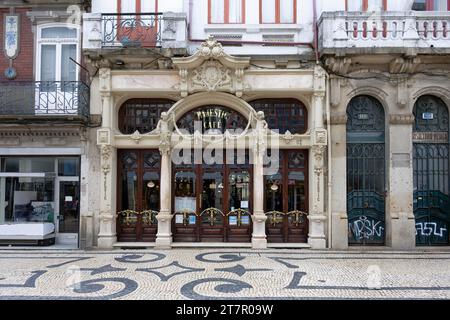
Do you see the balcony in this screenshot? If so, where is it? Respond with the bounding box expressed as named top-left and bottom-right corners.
top-left (83, 12), bottom-right (187, 53)
top-left (0, 81), bottom-right (90, 121)
top-left (318, 11), bottom-right (450, 56)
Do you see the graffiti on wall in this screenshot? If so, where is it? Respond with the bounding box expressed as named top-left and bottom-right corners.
top-left (348, 216), bottom-right (385, 242)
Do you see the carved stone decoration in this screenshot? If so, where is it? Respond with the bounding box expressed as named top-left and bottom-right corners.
top-left (325, 57), bottom-right (352, 75)
top-left (172, 37), bottom-right (250, 98)
top-left (99, 68), bottom-right (111, 93)
top-left (389, 114), bottom-right (415, 125)
top-left (101, 145), bottom-right (112, 163)
top-left (191, 60), bottom-right (232, 92)
top-left (312, 145), bottom-right (326, 164)
top-left (389, 57), bottom-right (421, 74)
top-left (130, 130), bottom-right (142, 144)
top-left (314, 129), bottom-right (328, 145)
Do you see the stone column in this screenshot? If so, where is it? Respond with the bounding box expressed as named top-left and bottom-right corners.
top-left (387, 115), bottom-right (416, 249)
top-left (251, 112), bottom-right (268, 249)
top-left (329, 115), bottom-right (349, 249)
top-left (156, 113), bottom-right (173, 249)
top-left (97, 144), bottom-right (117, 248)
top-left (97, 67), bottom-right (117, 249)
top-left (308, 144), bottom-right (327, 249)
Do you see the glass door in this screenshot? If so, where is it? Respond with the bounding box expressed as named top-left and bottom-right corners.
top-left (58, 180), bottom-right (80, 234)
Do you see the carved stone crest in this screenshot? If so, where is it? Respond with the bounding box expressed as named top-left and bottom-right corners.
top-left (172, 37), bottom-right (250, 98)
top-left (192, 60), bottom-right (232, 92)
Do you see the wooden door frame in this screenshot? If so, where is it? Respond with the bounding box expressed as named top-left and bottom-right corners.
top-left (117, 149), bottom-right (160, 242)
top-left (263, 149), bottom-right (309, 243)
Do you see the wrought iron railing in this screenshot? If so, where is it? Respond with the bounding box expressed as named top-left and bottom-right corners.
top-left (101, 13), bottom-right (162, 48)
top-left (0, 81), bottom-right (89, 117)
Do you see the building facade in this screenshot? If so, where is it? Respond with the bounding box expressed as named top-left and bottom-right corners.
top-left (0, 0), bottom-right (94, 247)
top-left (0, 0), bottom-right (449, 250)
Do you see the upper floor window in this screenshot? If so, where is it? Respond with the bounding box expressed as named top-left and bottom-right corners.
top-left (37, 25), bottom-right (79, 84)
top-left (249, 99), bottom-right (308, 134)
top-left (119, 0), bottom-right (157, 13)
top-left (209, 0), bottom-right (245, 24)
top-left (346, 0), bottom-right (387, 11)
top-left (412, 0), bottom-right (449, 10)
top-left (260, 0), bottom-right (296, 24)
top-left (118, 99), bottom-right (174, 134)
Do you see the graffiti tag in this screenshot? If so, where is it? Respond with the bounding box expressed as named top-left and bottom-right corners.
top-left (349, 216), bottom-right (384, 240)
top-left (415, 222), bottom-right (447, 238)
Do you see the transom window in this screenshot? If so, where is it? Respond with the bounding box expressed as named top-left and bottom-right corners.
top-left (118, 99), bottom-right (174, 134)
top-left (209, 0), bottom-right (245, 24)
top-left (346, 0), bottom-right (387, 11)
top-left (249, 99), bottom-right (308, 134)
top-left (260, 0), bottom-right (296, 24)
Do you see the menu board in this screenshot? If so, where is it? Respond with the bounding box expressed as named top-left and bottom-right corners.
top-left (175, 197), bottom-right (196, 213)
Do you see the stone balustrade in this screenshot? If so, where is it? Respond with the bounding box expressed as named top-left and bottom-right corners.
top-left (318, 11), bottom-right (450, 55)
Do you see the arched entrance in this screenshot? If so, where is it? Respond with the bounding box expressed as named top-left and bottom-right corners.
top-left (171, 105), bottom-right (253, 243)
top-left (413, 95), bottom-right (450, 246)
top-left (346, 95), bottom-right (386, 245)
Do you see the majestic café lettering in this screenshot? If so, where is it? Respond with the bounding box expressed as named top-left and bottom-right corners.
top-left (177, 106), bottom-right (247, 134)
top-left (195, 108), bottom-right (230, 130)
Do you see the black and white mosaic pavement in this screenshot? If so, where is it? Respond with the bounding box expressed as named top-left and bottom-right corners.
top-left (1, 249), bottom-right (450, 300)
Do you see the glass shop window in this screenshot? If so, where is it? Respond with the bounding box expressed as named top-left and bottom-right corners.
top-left (0, 177), bottom-right (55, 224)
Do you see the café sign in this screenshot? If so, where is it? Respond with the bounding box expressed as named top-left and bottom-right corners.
top-left (195, 108), bottom-right (230, 131)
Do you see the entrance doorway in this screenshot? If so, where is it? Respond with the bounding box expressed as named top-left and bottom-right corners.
top-left (117, 150), bottom-right (160, 242)
top-left (346, 95), bottom-right (386, 245)
top-left (413, 95), bottom-right (450, 246)
top-left (264, 150), bottom-right (309, 243)
top-left (172, 150), bottom-right (252, 242)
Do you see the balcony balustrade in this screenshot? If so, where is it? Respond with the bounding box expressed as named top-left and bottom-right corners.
top-left (318, 11), bottom-right (450, 55)
top-left (83, 12), bottom-right (187, 51)
top-left (0, 81), bottom-right (89, 119)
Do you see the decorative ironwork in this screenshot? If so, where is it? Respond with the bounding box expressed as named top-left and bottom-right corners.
top-left (346, 96), bottom-right (385, 133)
top-left (118, 99), bottom-right (173, 134)
top-left (0, 81), bottom-right (89, 117)
top-left (200, 208), bottom-right (224, 227)
top-left (249, 99), bottom-right (308, 134)
top-left (347, 95), bottom-right (386, 245)
top-left (265, 211), bottom-right (285, 227)
top-left (227, 209), bottom-right (251, 227)
top-left (286, 211), bottom-right (308, 227)
top-left (102, 13), bottom-right (162, 48)
top-left (413, 96), bottom-right (450, 245)
top-left (141, 210), bottom-right (158, 226)
top-left (117, 210), bottom-right (139, 226)
top-left (414, 95), bottom-right (449, 133)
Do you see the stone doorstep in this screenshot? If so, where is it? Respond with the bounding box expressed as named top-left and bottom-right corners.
top-left (112, 242), bottom-right (312, 249)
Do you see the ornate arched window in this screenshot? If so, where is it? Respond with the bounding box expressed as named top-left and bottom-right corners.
top-left (249, 99), bottom-right (308, 134)
top-left (118, 99), bottom-right (174, 134)
top-left (176, 105), bottom-right (249, 134)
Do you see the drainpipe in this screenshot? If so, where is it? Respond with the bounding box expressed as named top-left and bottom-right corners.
top-left (326, 72), bottom-right (332, 249)
top-left (313, 0), bottom-right (319, 63)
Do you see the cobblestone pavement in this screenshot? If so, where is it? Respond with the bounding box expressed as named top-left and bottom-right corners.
top-left (1, 249), bottom-right (450, 300)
